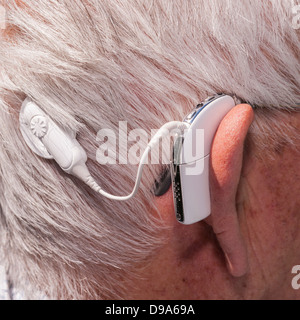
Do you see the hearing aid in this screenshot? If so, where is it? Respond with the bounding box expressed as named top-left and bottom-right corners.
top-left (171, 94), bottom-right (235, 224)
top-left (19, 94), bottom-right (235, 225)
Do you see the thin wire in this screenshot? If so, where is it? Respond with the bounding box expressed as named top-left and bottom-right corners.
top-left (99, 145), bottom-right (151, 201)
top-left (84, 121), bottom-right (188, 201)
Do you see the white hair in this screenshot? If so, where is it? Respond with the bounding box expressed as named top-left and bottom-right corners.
top-left (0, 0), bottom-right (299, 299)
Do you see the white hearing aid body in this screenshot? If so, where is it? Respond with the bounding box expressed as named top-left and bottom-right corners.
top-left (172, 94), bottom-right (235, 224)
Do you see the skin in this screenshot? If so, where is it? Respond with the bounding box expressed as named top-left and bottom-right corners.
top-left (127, 104), bottom-right (300, 299)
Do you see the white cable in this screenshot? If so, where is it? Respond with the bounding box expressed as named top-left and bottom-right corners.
top-left (78, 121), bottom-right (188, 201)
top-left (83, 145), bottom-right (150, 200)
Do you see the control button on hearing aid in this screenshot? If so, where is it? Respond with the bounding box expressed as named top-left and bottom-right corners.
top-left (30, 115), bottom-right (48, 138)
top-left (185, 110), bottom-right (196, 121)
top-left (204, 96), bottom-right (215, 103)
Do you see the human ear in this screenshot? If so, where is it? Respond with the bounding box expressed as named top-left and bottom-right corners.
top-left (154, 104), bottom-right (254, 277)
top-left (207, 104), bottom-right (254, 277)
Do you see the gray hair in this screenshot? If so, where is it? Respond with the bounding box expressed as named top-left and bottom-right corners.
top-left (0, 0), bottom-right (299, 299)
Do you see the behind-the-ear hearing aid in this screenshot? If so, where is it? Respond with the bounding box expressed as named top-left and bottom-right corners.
top-left (171, 94), bottom-right (235, 224)
top-left (19, 94), bottom-right (235, 224)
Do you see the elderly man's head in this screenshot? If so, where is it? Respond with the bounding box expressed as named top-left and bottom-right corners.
top-left (0, 0), bottom-right (299, 299)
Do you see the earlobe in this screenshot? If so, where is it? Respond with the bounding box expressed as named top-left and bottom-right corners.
top-left (208, 104), bottom-right (254, 277)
